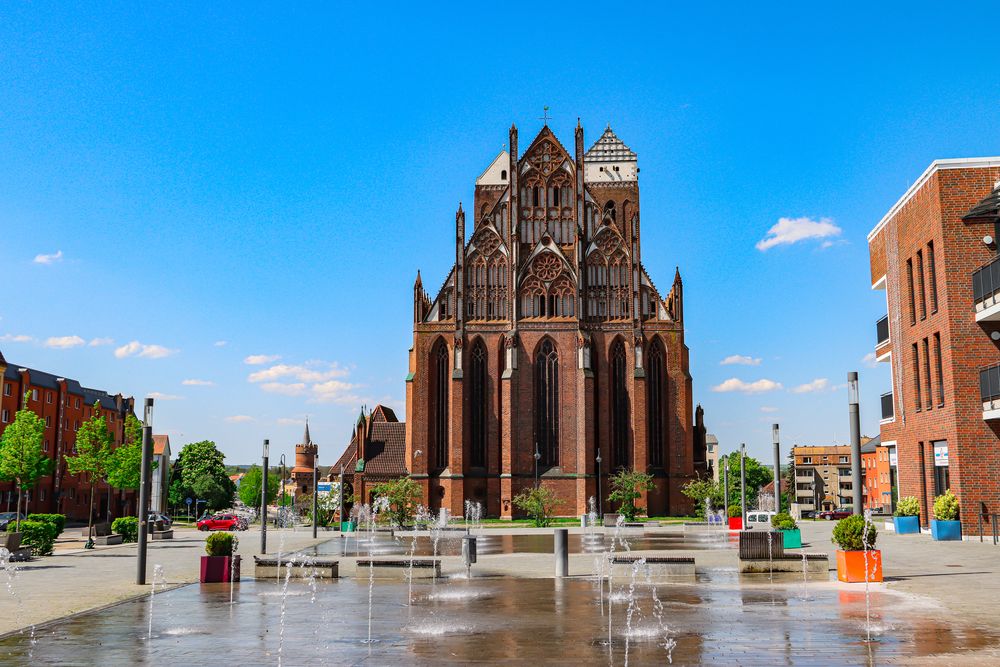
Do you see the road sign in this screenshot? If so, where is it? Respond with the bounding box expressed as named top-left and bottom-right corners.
top-left (185, 497), bottom-right (192, 506)
top-left (317, 482), bottom-right (332, 495)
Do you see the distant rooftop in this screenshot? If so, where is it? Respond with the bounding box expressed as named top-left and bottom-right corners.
top-left (584, 126), bottom-right (637, 163)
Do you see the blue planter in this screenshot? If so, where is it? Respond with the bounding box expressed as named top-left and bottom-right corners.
top-left (931, 519), bottom-right (962, 541)
top-left (893, 516), bottom-right (920, 535)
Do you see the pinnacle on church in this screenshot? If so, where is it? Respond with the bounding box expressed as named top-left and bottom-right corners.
top-left (674, 266), bottom-right (682, 284)
top-left (415, 269), bottom-right (422, 287)
top-left (303, 419), bottom-right (312, 445)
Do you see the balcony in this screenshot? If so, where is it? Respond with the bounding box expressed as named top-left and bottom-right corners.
top-left (980, 363), bottom-right (1000, 420)
top-left (973, 255), bottom-right (1000, 321)
top-left (880, 391), bottom-right (895, 422)
top-left (875, 315), bottom-right (890, 355)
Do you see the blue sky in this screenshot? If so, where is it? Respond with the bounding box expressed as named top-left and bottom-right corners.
top-left (1, 3), bottom-right (999, 466)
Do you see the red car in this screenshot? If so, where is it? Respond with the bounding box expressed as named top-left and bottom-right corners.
top-left (818, 510), bottom-right (852, 520)
top-left (197, 513), bottom-right (240, 531)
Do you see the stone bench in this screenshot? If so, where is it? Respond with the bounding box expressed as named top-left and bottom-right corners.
top-left (355, 557), bottom-right (441, 579)
top-left (83, 522), bottom-right (112, 538)
top-left (151, 530), bottom-right (174, 540)
top-left (611, 555), bottom-right (696, 579)
top-left (738, 530), bottom-right (784, 560)
top-left (2, 532), bottom-right (33, 561)
top-left (254, 557), bottom-right (339, 579)
top-left (94, 534), bottom-right (123, 546)
top-left (739, 553), bottom-right (829, 576)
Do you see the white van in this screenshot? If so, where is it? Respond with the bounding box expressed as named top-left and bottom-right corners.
top-left (745, 511), bottom-right (776, 528)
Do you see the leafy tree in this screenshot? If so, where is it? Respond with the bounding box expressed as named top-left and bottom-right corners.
top-left (513, 485), bottom-right (561, 527)
top-left (371, 477), bottom-right (423, 527)
top-left (106, 414), bottom-right (158, 502)
top-left (0, 393), bottom-right (52, 531)
top-left (237, 464), bottom-right (279, 508)
top-left (192, 473), bottom-right (231, 510)
top-left (722, 454), bottom-right (773, 509)
top-left (681, 477), bottom-right (724, 520)
top-left (173, 441), bottom-right (234, 510)
top-left (65, 401), bottom-right (115, 543)
top-left (608, 469), bottom-right (655, 521)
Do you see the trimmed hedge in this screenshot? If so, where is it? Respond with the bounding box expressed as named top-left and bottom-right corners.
top-left (27, 513), bottom-right (66, 536)
top-left (771, 511), bottom-right (798, 530)
top-left (205, 531), bottom-right (237, 556)
top-left (19, 520), bottom-right (58, 556)
top-left (727, 505), bottom-right (742, 518)
top-left (832, 514), bottom-right (877, 551)
top-left (112, 516), bottom-right (139, 543)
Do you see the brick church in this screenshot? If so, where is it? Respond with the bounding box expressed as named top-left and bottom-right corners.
top-left (404, 120), bottom-right (703, 519)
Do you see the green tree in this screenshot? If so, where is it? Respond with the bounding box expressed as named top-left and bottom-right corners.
top-left (722, 454), bottom-right (773, 509)
top-left (607, 469), bottom-right (655, 521)
top-left (106, 414), bottom-right (158, 505)
top-left (0, 393), bottom-right (52, 531)
top-left (513, 486), bottom-right (561, 527)
top-left (237, 464), bottom-right (278, 508)
top-left (174, 441), bottom-right (234, 511)
top-left (192, 473), bottom-right (230, 510)
top-left (681, 477), bottom-right (724, 520)
top-left (65, 401), bottom-right (115, 543)
top-left (371, 477), bottom-right (423, 527)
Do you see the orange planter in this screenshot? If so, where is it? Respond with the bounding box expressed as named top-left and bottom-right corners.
top-left (836, 549), bottom-right (882, 583)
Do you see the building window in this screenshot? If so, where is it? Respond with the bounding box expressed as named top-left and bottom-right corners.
top-left (3, 383), bottom-right (10, 396)
top-left (916, 249), bottom-right (927, 320)
top-left (1, 409), bottom-right (8, 423)
top-left (933, 441), bottom-right (950, 496)
top-left (535, 339), bottom-right (560, 466)
top-left (906, 258), bottom-right (916, 325)
top-left (802, 457), bottom-right (812, 464)
top-left (431, 340), bottom-right (449, 471)
top-left (646, 339), bottom-right (666, 468)
top-left (933, 333), bottom-right (944, 407)
top-left (470, 340), bottom-right (487, 468)
top-left (45, 416), bottom-right (51, 428)
top-left (927, 241), bottom-right (938, 313)
top-left (43, 440), bottom-right (49, 452)
top-left (75, 398), bottom-right (80, 409)
top-left (500, 169), bottom-right (507, 181)
top-left (46, 392), bottom-right (52, 404)
top-left (839, 456), bottom-right (848, 463)
top-left (610, 339), bottom-right (630, 468)
top-left (31, 389), bottom-right (38, 401)
top-left (912, 343), bottom-right (922, 412)
top-left (923, 338), bottom-right (932, 410)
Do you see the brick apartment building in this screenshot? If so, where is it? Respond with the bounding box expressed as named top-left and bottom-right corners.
top-left (0, 348), bottom-right (136, 521)
top-left (861, 435), bottom-right (894, 514)
top-left (868, 157), bottom-right (1000, 533)
top-left (791, 444), bottom-right (857, 513)
top-left (405, 121), bottom-right (702, 519)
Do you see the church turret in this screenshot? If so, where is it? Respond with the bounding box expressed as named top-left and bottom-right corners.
top-left (413, 270), bottom-right (429, 323)
top-left (667, 267), bottom-right (684, 322)
top-left (508, 124), bottom-right (519, 323)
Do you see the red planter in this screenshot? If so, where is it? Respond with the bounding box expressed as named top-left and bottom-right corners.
top-left (835, 549), bottom-right (882, 583)
top-left (728, 517), bottom-right (743, 530)
top-left (200, 555), bottom-right (241, 583)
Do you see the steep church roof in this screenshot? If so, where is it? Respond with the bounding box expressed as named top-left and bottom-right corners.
top-left (302, 419), bottom-right (312, 445)
top-left (585, 125), bottom-right (637, 163)
top-left (963, 181), bottom-right (1000, 221)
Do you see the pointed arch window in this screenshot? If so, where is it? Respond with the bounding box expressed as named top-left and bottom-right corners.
top-left (432, 341), bottom-right (450, 470)
top-left (610, 340), bottom-right (630, 468)
top-left (471, 341), bottom-right (487, 468)
top-left (647, 339), bottom-right (666, 468)
top-left (535, 340), bottom-right (559, 466)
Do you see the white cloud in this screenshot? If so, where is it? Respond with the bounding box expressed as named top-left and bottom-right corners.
top-left (182, 379), bottom-right (214, 386)
top-left (720, 354), bottom-right (761, 366)
top-left (260, 382), bottom-right (307, 396)
top-left (89, 337), bottom-right (114, 347)
top-left (711, 378), bottom-right (783, 394)
top-left (791, 378), bottom-right (830, 394)
top-left (213, 340), bottom-right (228, 347)
top-left (756, 216), bottom-right (842, 251)
top-left (277, 417), bottom-right (304, 426)
top-left (248, 363), bottom-right (348, 384)
top-left (225, 415), bottom-right (254, 423)
top-left (760, 406), bottom-right (779, 413)
top-left (0, 334), bottom-right (33, 343)
top-left (311, 379), bottom-right (362, 404)
top-left (244, 354), bottom-right (280, 365)
top-left (862, 352), bottom-right (878, 368)
top-left (33, 250), bottom-right (63, 265)
top-left (114, 340), bottom-right (177, 359)
top-left (44, 335), bottom-right (84, 349)
top-left (148, 392), bottom-right (183, 401)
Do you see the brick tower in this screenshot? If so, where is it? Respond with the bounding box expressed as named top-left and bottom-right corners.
top-left (291, 420), bottom-right (318, 495)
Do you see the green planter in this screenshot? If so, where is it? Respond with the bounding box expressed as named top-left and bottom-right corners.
top-left (340, 521), bottom-right (356, 532)
top-left (780, 528), bottom-right (802, 549)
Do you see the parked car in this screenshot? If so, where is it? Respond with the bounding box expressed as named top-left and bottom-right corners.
top-left (0, 512), bottom-right (26, 531)
top-left (800, 510), bottom-right (816, 519)
top-left (745, 511), bottom-right (776, 528)
top-left (197, 514), bottom-right (241, 531)
top-left (148, 512), bottom-right (172, 528)
top-left (817, 509), bottom-right (851, 520)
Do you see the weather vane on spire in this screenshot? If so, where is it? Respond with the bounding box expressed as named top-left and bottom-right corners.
top-left (539, 105), bottom-right (551, 126)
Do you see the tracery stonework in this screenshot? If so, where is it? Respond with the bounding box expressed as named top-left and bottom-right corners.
top-left (406, 121), bottom-right (701, 519)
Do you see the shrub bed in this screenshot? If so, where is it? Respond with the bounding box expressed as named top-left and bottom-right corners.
top-left (19, 520), bottom-right (58, 556)
top-left (26, 513), bottom-right (67, 536)
top-left (112, 516), bottom-right (139, 543)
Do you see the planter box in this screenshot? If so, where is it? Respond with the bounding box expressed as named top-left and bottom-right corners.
top-left (780, 528), bottom-right (802, 549)
top-left (728, 517), bottom-right (743, 531)
top-left (931, 519), bottom-right (962, 541)
top-left (341, 521), bottom-right (356, 532)
top-left (200, 555), bottom-right (241, 583)
top-left (836, 549), bottom-right (882, 583)
top-left (893, 516), bottom-right (920, 535)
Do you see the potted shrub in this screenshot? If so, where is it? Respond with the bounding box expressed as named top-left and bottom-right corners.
top-left (832, 514), bottom-right (882, 582)
top-left (727, 505), bottom-right (743, 531)
top-left (931, 490), bottom-right (962, 541)
top-left (893, 497), bottom-right (921, 535)
top-left (771, 512), bottom-right (801, 548)
top-left (200, 531), bottom-right (240, 583)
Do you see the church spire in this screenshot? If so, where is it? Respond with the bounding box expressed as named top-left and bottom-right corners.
top-left (302, 419), bottom-right (312, 445)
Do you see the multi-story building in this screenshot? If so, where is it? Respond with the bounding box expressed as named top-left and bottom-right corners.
top-left (791, 444), bottom-right (856, 513)
top-left (405, 120), bottom-right (701, 519)
top-left (0, 348), bottom-right (135, 521)
top-left (861, 435), bottom-right (894, 514)
top-left (868, 158), bottom-right (1000, 532)
top-left (706, 434), bottom-right (719, 483)
top-left (151, 435), bottom-right (171, 515)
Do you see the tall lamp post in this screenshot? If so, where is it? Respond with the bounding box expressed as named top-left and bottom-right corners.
top-left (312, 453), bottom-right (319, 539)
top-left (722, 454), bottom-right (729, 515)
top-left (848, 372), bottom-right (863, 515)
top-left (136, 397), bottom-right (154, 585)
top-left (596, 447), bottom-right (603, 519)
top-left (772, 424), bottom-right (781, 513)
top-left (277, 453), bottom-right (286, 527)
top-left (740, 443), bottom-right (747, 525)
top-left (260, 439), bottom-right (269, 554)
top-left (534, 443), bottom-right (541, 489)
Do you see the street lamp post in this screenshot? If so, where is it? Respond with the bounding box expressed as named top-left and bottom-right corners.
top-left (740, 443), bottom-right (747, 526)
top-left (722, 454), bottom-right (729, 514)
top-left (277, 453), bottom-right (286, 527)
top-left (260, 439), bottom-right (269, 555)
top-left (136, 397), bottom-right (154, 585)
top-left (534, 443), bottom-right (541, 489)
top-left (848, 372), bottom-right (863, 515)
top-left (772, 424), bottom-right (781, 513)
top-left (596, 447), bottom-right (603, 519)
top-left (312, 453), bottom-right (319, 539)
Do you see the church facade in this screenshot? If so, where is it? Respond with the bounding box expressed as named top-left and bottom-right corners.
top-left (405, 121), bottom-right (703, 519)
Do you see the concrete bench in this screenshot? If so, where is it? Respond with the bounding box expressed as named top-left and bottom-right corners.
top-left (611, 555), bottom-right (696, 579)
top-left (739, 530), bottom-right (784, 560)
top-left (151, 530), bottom-right (174, 540)
top-left (94, 534), bottom-right (123, 546)
top-left (254, 557), bottom-right (339, 579)
top-left (355, 558), bottom-right (441, 580)
top-left (739, 553), bottom-right (829, 577)
top-left (83, 522), bottom-right (112, 538)
top-left (2, 532), bottom-right (33, 561)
